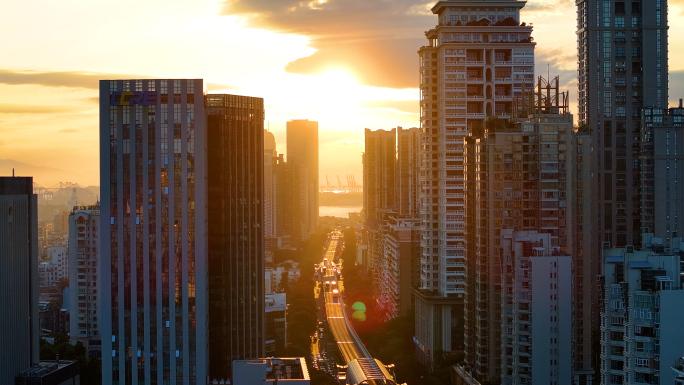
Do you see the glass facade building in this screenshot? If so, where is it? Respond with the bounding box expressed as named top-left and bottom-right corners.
top-left (206, 94), bottom-right (265, 381)
top-left (99, 79), bottom-right (207, 384)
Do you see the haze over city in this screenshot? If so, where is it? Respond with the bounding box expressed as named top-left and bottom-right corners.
top-left (2, 0), bottom-right (684, 187)
top-left (4, 0), bottom-right (684, 384)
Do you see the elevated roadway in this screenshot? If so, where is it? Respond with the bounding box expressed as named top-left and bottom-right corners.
top-left (319, 231), bottom-right (401, 385)
top-left (320, 230), bottom-right (369, 363)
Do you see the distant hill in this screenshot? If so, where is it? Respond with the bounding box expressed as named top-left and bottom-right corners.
top-left (0, 159), bottom-right (96, 187)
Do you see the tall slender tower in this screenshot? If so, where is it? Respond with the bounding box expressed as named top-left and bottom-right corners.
top-left (206, 94), bottom-right (265, 380)
top-left (414, 0), bottom-right (535, 365)
top-left (286, 120), bottom-right (319, 242)
top-left (576, 0), bottom-right (668, 250)
top-left (69, 203), bottom-right (101, 355)
top-left (363, 128), bottom-right (397, 291)
top-left (363, 128), bottom-right (397, 223)
top-left (0, 176), bottom-right (38, 384)
top-left (396, 127), bottom-right (421, 217)
top-left (577, 1), bottom-right (669, 380)
top-left (100, 79), bottom-right (208, 384)
top-left (264, 130), bottom-right (277, 240)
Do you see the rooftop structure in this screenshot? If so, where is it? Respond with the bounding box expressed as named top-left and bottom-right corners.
top-left (414, 0), bottom-right (536, 366)
top-left (231, 357), bottom-right (310, 385)
top-left (15, 361), bottom-right (79, 385)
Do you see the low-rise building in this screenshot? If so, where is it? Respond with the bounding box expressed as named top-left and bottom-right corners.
top-left (230, 357), bottom-right (309, 385)
top-left (265, 293), bottom-right (287, 355)
top-left (38, 247), bottom-right (68, 288)
top-left (265, 261), bottom-right (301, 294)
top-left (15, 361), bottom-right (79, 385)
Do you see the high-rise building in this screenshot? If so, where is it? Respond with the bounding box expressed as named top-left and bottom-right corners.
top-left (206, 94), bottom-right (265, 380)
top-left (463, 97), bottom-right (573, 381)
top-left (273, 153), bottom-right (300, 248)
top-left (363, 128), bottom-right (397, 223)
top-left (69, 204), bottom-right (101, 355)
top-left (600, 237), bottom-right (684, 385)
top-left (640, 102), bottom-right (684, 244)
top-left (414, 0), bottom-right (535, 365)
top-left (363, 128), bottom-right (397, 290)
top-left (570, 127), bottom-right (595, 382)
top-left (379, 215), bottom-right (421, 319)
top-left (576, 0), bottom-right (668, 251)
top-left (39, 246), bottom-right (69, 288)
top-left (459, 79), bottom-right (593, 382)
top-left (100, 79), bottom-right (208, 383)
top-left (500, 230), bottom-right (573, 385)
top-left (396, 127), bottom-right (421, 217)
top-left (286, 119), bottom-right (319, 241)
top-left (0, 176), bottom-right (39, 384)
top-left (100, 81), bottom-right (266, 383)
top-left (264, 130), bottom-right (277, 240)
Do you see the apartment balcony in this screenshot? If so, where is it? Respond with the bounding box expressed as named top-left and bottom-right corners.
top-left (466, 93), bottom-right (485, 99)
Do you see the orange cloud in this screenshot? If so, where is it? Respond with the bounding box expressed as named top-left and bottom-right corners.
top-left (0, 69), bottom-right (236, 90)
top-left (221, 0), bottom-right (433, 88)
top-left (0, 103), bottom-right (83, 114)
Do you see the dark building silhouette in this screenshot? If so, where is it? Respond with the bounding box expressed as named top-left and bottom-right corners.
top-left (0, 176), bottom-right (39, 384)
top-left (206, 94), bottom-right (265, 381)
top-left (286, 120), bottom-right (318, 242)
top-left (100, 79), bottom-right (208, 383)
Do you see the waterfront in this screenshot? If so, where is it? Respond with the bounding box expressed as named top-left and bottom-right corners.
top-left (319, 206), bottom-right (362, 218)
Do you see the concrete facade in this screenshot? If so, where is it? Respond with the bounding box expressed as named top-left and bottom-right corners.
top-left (68, 204), bottom-right (101, 355)
top-left (286, 120), bottom-right (319, 242)
top-left (500, 230), bottom-right (572, 385)
top-left (0, 176), bottom-right (39, 384)
top-left (414, 0), bottom-right (536, 364)
top-left (600, 239), bottom-right (684, 385)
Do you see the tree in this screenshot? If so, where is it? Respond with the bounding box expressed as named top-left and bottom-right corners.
top-left (40, 337), bottom-right (101, 383)
top-left (495, 17), bottom-right (519, 26)
top-left (279, 269), bottom-right (290, 292)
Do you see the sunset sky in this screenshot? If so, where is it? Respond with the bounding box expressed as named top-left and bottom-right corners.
top-left (1, 0), bottom-right (684, 188)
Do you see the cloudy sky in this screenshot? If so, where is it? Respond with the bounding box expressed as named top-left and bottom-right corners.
top-left (1, 0), bottom-right (684, 187)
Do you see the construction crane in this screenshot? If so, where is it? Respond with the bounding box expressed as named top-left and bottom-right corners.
top-left (33, 182), bottom-right (84, 202)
